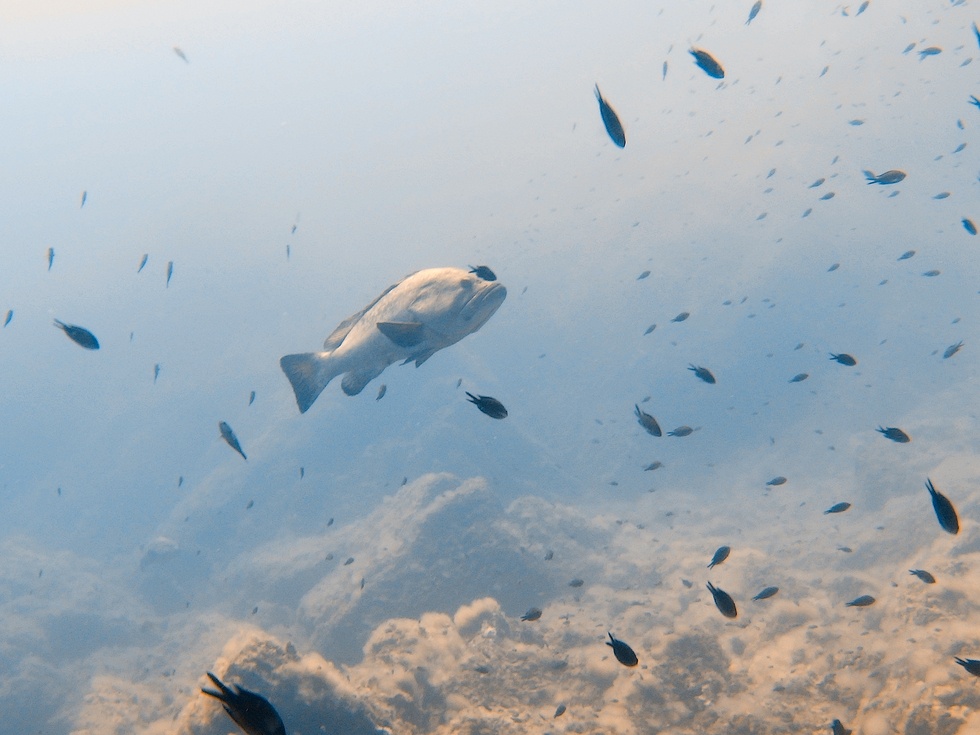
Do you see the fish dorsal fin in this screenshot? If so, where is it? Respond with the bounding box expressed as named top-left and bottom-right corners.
top-left (377, 321), bottom-right (426, 347)
top-left (323, 278), bottom-right (406, 350)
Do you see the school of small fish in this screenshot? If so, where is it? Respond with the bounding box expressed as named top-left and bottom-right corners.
top-left (5, 3), bottom-right (979, 734)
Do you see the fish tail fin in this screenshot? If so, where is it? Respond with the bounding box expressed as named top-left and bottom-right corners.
top-left (201, 672), bottom-right (233, 702)
top-left (280, 352), bottom-right (338, 413)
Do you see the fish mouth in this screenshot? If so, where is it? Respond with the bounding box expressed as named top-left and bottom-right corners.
top-left (462, 282), bottom-right (507, 322)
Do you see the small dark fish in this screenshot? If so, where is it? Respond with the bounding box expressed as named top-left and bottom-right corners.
top-left (3, 309), bottom-right (12, 327)
top-left (918, 46), bottom-right (942, 58)
top-left (855, 0), bottom-right (869, 15)
top-left (606, 632), bottom-right (638, 666)
top-left (468, 265), bottom-right (497, 281)
top-left (963, 218), bottom-right (977, 235)
top-left (376, 384), bottom-right (387, 400)
top-left (662, 61), bottom-right (668, 80)
top-left (829, 352), bottom-right (857, 366)
top-left (819, 65), bottom-right (829, 77)
top-left (246, 499), bottom-right (254, 510)
top-left (943, 341), bottom-right (964, 359)
top-left (554, 704), bottom-right (567, 718)
top-left (80, 190), bottom-right (87, 208)
top-left (544, 549), bottom-right (553, 560)
top-left (635, 405), bottom-right (662, 437)
top-left (848, 119), bottom-right (864, 126)
top-left (802, 208), bottom-right (812, 218)
top-left (688, 365), bottom-right (716, 384)
top-left (824, 502), bottom-right (851, 514)
top-left (902, 42), bottom-right (916, 54)
top-left (707, 545), bottom-right (730, 569)
top-left (344, 557), bottom-right (354, 565)
top-left (973, 22), bottom-right (980, 49)
top-left (864, 169), bottom-right (906, 185)
top-left (637, 270), bottom-right (650, 280)
top-left (672, 311), bottom-right (690, 322)
top-left (955, 657), bottom-right (980, 677)
top-left (644, 323), bottom-right (657, 335)
top-left (752, 586), bottom-right (779, 601)
top-left (154, 363), bottom-right (161, 383)
top-left (521, 607), bottom-right (542, 622)
top-left (249, 390), bottom-right (256, 405)
top-left (201, 672), bottom-right (286, 735)
top-left (166, 260), bottom-right (174, 287)
top-left (809, 178), bottom-right (826, 188)
top-left (466, 392), bottom-right (507, 419)
top-left (838, 546), bottom-right (852, 553)
top-left (819, 192), bottom-right (836, 200)
top-left (767, 168), bottom-right (776, 179)
top-left (218, 421), bottom-right (247, 460)
top-left (668, 426), bottom-right (693, 437)
top-left (877, 426), bottom-right (910, 443)
top-left (178, 476), bottom-right (184, 487)
top-left (594, 85), bottom-right (626, 148)
top-left (746, 0), bottom-right (762, 25)
top-left (953, 143), bottom-right (967, 154)
top-left (926, 478), bottom-right (959, 534)
top-left (767, 476), bottom-right (787, 486)
top-left (909, 569), bottom-right (936, 584)
top-left (845, 595), bottom-right (875, 607)
top-left (644, 461), bottom-right (664, 471)
top-left (299, 467), bottom-right (304, 479)
top-left (789, 373), bottom-right (809, 383)
top-left (327, 517), bottom-right (334, 526)
top-left (831, 719), bottom-right (853, 735)
top-left (569, 578), bottom-right (584, 587)
top-left (137, 253), bottom-right (148, 272)
top-left (53, 320), bottom-right (100, 350)
top-left (173, 46), bottom-right (189, 63)
top-left (690, 48), bottom-right (725, 79)
top-left (922, 270), bottom-right (940, 277)
top-left (897, 250), bottom-right (915, 260)
top-left (934, 192), bottom-right (950, 199)
top-left (47, 247), bottom-right (54, 271)
top-left (827, 262), bottom-right (840, 272)
top-left (707, 582), bottom-right (737, 618)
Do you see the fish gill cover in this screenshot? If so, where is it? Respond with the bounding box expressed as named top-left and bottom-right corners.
top-left (0, 1), bottom-right (979, 734)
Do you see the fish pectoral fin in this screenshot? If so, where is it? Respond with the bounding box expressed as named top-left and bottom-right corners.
top-left (377, 321), bottom-right (426, 347)
top-left (413, 349), bottom-right (437, 367)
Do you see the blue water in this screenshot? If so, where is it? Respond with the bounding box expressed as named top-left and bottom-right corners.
top-left (1, 1), bottom-right (979, 733)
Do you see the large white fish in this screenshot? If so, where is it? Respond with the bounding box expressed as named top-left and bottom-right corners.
top-left (280, 266), bottom-right (506, 413)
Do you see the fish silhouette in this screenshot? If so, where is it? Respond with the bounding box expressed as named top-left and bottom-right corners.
top-left (466, 392), bottom-right (508, 419)
top-left (707, 582), bottom-right (737, 618)
top-left (606, 632), bottom-right (638, 666)
top-left (690, 48), bottom-right (725, 78)
top-left (707, 546), bottom-right (730, 569)
top-left (200, 672), bottom-right (285, 735)
top-left (53, 320), bottom-right (100, 350)
top-left (635, 405), bottom-right (662, 436)
top-left (926, 478), bottom-right (959, 534)
top-left (219, 421), bottom-right (247, 461)
top-left (594, 85), bottom-right (626, 148)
